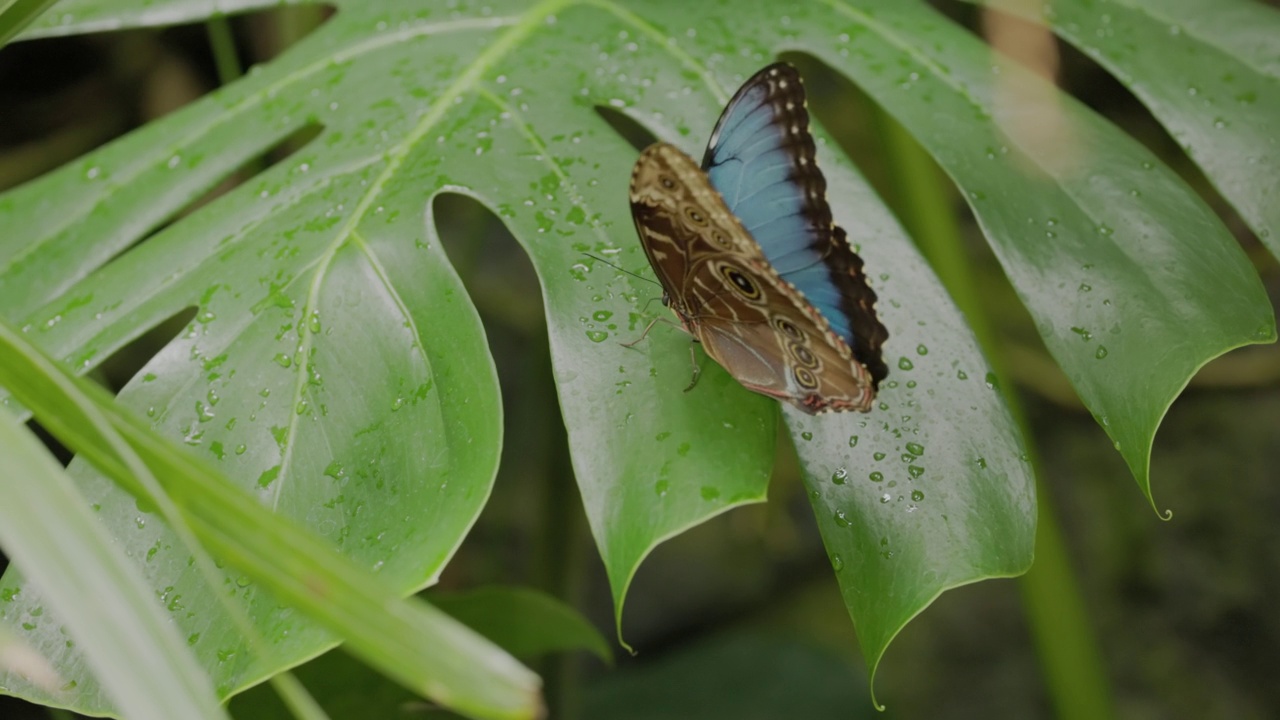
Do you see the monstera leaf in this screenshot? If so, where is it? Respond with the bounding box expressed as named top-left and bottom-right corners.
top-left (0, 0), bottom-right (1274, 716)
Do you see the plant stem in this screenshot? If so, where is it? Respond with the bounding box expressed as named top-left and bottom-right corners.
top-left (204, 16), bottom-right (273, 181)
top-left (530, 330), bottom-right (587, 720)
top-left (871, 104), bottom-right (1115, 720)
top-left (204, 16), bottom-right (243, 87)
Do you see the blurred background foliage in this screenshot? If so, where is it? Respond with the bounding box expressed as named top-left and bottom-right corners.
top-left (0, 2), bottom-right (1277, 719)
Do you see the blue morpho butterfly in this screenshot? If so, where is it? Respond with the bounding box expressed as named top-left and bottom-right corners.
top-left (628, 62), bottom-right (889, 414)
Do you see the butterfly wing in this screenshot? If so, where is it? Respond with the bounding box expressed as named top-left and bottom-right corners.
top-left (630, 142), bottom-right (876, 413)
top-left (703, 62), bottom-right (889, 387)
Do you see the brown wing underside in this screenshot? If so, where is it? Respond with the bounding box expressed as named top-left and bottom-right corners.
top-left (629, 142), bottom-right (876, 413)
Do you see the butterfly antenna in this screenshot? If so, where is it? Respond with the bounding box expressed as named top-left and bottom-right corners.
top-left (584, 253), bottom-right (661, 287)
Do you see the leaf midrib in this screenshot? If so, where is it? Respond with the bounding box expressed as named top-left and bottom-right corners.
top-left (270, 0), bottom-right (575, 508)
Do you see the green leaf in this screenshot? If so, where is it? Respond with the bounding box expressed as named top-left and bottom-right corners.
top-left (1, 0), bottom-right (1271, 709)
top-left (974, 0), bottom-right (1280, 256)
top-left (762, 112), bottom-right (1036, 682)
top-left (0, 410), bottom-right (228, 720)
top-left (0, 624), bottom-right (57, 694)
top-left (791, 0), bottom-right (1273, 508)
top-left (0, 0), bottom-right (59, 47)
top-left (0, 319), bottom-right (540, 719)
top-left (234, 586), bottom-right (611, 719)
top-left (429, 586), bottom-right (613, 664)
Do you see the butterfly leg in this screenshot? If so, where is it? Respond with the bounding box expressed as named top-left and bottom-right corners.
top-left (683, 344), bottom-right (702, 392)
top-left (620, 317), bottom-right (660, 349)
top-left (620, 315), bottom-right (685, 349)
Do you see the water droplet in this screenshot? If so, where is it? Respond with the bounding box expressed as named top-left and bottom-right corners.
top-left (908, 465), bottom-right (925, 479)
top-left (700, 486), bottom-right (720, 501)
top-left (654, 480), bottom-right (669, 497)
top-left (869, 471), bottom-right (884, 483)
top-left (833, 509), bottom-right (852, 527)
top-left (197, 401), bottom-right (215, 422)
top-left (905, 442), bottom-right (924, 456)
top-left (873, 451), bottom-right (886, 461)
top-left (898, 357), bottom-right (914, 371)
top-left (1070, 326), bottom-right (1093, 341)
top-left (956, 369), bottom-right (968, 380)
top-left (848, 435), bottom-right (859, 447)
top-left (585, 330), bottom-right (608, 343)
top-left (911, 489), bottom-right (925, 501)
top-left (916, 344), bottom-right (928, 355)
top-left (801, 431), bottom-right (813, 441)
top-left (257, 465), bottom-right (282, 488)
top-left (1095, 345), bottom-right (1108, 359)
top-left (830, 553), bottom-right (844, 571)
top-left (273, 353), bottom-right (292, 368)
top-left (831, 467), bottom-right (849, 484)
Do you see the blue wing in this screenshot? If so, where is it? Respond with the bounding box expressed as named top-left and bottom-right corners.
top-left (702, 63), bottom-right (888, 386)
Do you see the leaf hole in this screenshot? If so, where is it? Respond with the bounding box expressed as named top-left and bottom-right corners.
top-left (429, 192), bottom-right (578, 571)
top-left (594, 105), bottom-right (660, 153)
top-left (0, 6), bottom-right (334, 192)
top-left (99, 120), bottom-right (325, 274)
top-left (433, 192), bottom-right (545, 336)
top-left (92, 306), bottom-right (199, 395)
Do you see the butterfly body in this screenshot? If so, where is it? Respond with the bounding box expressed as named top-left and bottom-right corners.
top-left (629, 63), bottom-right (888, 414)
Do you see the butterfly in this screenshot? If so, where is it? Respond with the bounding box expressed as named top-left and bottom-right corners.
top-left (628, 62), bottom-right (889, 414)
